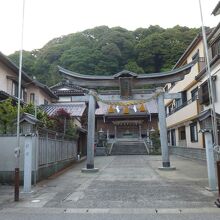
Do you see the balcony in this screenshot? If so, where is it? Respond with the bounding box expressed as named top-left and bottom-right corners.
top-left (166, 99), bottom-right (200, 128)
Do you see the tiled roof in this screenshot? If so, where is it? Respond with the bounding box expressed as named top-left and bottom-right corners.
top-left (50, 81), bottom-right (85, 96)
top-left (20, 113), bottom-right (40, 125)
top-left (41, 102), bottom-right (86, 117)
top-left (212, 1), bottom-right (220, 16)
top-left (53, 89), bottom-right (84, 96)
top-left (96, 99), bottom-right (158, 115)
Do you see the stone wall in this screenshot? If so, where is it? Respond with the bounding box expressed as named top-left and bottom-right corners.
top-left (169, 146), bottom-right (219, 161)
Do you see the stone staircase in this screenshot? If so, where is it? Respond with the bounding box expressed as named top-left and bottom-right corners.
top-left (110, 140), bottom-right (149, 155)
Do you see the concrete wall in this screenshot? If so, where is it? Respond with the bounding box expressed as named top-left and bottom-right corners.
top-left (0, 135), bottom-right (77, 184)
top-left (0, 136), bottom-right (38, 184)
top-left (0, 136), bottom-right (37, 172)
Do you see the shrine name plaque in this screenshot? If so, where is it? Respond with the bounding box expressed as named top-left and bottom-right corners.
top-left (119, 77), bottom-right (132, 99)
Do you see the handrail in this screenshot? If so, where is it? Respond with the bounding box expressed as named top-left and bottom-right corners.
top-left (166, 97), bottom-right (198, 117)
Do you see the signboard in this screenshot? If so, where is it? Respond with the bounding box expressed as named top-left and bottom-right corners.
top-left (119, 77), bottom-right (132, 99)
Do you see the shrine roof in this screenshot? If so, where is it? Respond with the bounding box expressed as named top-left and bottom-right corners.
top-left (41, 102), bottom-right (86, 117)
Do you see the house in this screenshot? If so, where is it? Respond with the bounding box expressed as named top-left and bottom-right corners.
top-left (0, 52), bottom-right (57, 105)
top-left (165, 5), bottom-right (220, 151)
top-left (46, 81), bottom-right (88, 156)
top-left (164, 33), bottom-right (206, 149)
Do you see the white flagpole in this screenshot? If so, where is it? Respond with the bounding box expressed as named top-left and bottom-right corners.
top-left (15, 0), bottom-right (25, 202)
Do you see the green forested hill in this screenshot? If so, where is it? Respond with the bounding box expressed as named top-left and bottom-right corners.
top-left (9, 25), bottom-right (199, 86)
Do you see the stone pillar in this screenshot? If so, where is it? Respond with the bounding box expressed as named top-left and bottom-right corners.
top-left (139, 125), bottom-right (142, 139)
top-left (107, 129), bottom-right (109, 140)
top-left (204, 131), bottom-right (217, 190)
top-left (156, 87), bottom-right (175, 170)
top-left (114, 125), bottom-right (117, 139)
top-left (23, 135), bottom-right (32, 193)
top-left (82, 94), bottom-right (99, 173)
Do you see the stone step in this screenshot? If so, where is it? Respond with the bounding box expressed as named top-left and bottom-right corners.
top-left (111, 141), bottom-right (148, 155)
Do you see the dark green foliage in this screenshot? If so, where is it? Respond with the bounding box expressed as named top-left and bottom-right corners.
top-left (8, 25), bottom-right (199, 86)
top-left (150, 131), bottom-right (161, 155)
top-left (22, 103), bottom-right (51, 128)
top-left (0, 99), bottom-right (17, 134)
top-left (0, 100), bottom-right (78, 139)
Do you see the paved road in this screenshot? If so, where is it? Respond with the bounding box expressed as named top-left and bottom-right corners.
top-left (0, 155), bottom-right (220, 219)
top-left (1, 211), bottom-right (220, 220)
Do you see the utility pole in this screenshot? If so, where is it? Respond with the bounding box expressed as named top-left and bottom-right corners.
top-left (198, 0), bottom-right (218, 147)
top-left (15, 0), bottom-right (25, 202)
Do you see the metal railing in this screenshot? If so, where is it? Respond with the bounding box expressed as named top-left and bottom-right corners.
top-left (37, 128), bottom-right (77, 167)
top-left (166, 97), bottom-right (198, 117)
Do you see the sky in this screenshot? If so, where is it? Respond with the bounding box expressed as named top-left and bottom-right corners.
top-left (0, 0), bottom-right (219, 55)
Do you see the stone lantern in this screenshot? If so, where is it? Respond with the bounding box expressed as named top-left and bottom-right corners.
top-left (199, 111), bottom-right (213, 132)
top-left (20, 113), bottom-right (40, 193)
top-left (20, 113), bottom-right (40, 135)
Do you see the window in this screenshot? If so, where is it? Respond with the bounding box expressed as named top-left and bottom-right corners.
top-left (171, 129), bottom-right (176, 146)
top-left (30, 93), bottom-right (35, 103)
top-left (192, 50), bottom-right (199, 61)
top-left (12, 81), bottom-right (26, 100)
top-left (179, 126), bottom-right (186, 140)
top-left (180, 130), bottom-right (186, 140)
top-left (198, 81), bottom-right (209, 105)
top-left (23, 89), bottom-right (27, 102)
top-left (175, 98), bottom-right (182, 108)
top-left (190, 123), bottom-right (198, 142)
top-left (167, 131), bottom-right (170, 144)
top-left (211, 39), bottom-right (220, 58)
top-left (168, 104), bottom-right (172, 114)
top-left (12, 81), bottom-right (18, 97)
top-left (191, 87), bottom-right (198, 101)
top-left (181, 91), bottom-right (187, 105)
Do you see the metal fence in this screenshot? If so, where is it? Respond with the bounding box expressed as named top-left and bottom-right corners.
top-left (38, 128), bottom-right (77, 168)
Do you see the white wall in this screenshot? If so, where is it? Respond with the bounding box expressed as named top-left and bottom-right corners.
top-left (0, 136), bottom-right (37, 171)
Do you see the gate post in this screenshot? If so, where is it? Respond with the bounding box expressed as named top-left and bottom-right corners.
top-left (82, 93), bottom-right (99, 173)
top-left (23, 135), bottom-right (33, 193)
top-left (156, 87), bottom-right (175, 170)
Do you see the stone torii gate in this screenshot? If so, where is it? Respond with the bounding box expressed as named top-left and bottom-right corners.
top-left (58, 61), bottom-right (195, 172)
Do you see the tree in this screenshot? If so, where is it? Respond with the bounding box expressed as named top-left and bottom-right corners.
top-left (124, 60), bottom-right (144, 73)
top-left (48, 108), bottom-right (78, 139)
top-left (0, 99), bottom-right (17, 134)
top-left (8, 25), bottom-right (199, 85)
